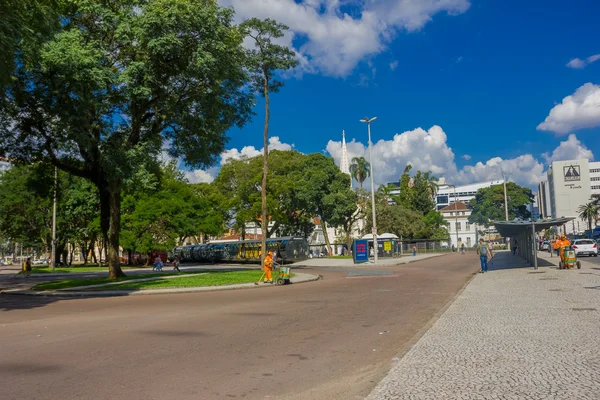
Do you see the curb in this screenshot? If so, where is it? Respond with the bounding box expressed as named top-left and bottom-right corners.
top-left (0, 272), bottom-right (320, 297)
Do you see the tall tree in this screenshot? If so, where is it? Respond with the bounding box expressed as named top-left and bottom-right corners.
top-left (241, 18), bottom-right (298, 266)
top-left (0, 0), bottom-right (253, 278)
top-left (349, 157), bottom-right (370, 189)
top-left (468, 182), bottom-right (533, 226)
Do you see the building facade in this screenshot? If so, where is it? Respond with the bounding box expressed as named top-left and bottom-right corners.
top-left (537, 181), bottom-right (551, 219)
top-left (547, 159), bottom-right (600, 235)
top-left (439, 202), bottom-right (477, 248)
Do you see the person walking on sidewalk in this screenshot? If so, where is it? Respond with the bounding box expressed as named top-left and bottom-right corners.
top-left (477, 239), bottom-right (492, 273)
top-left (512, 239), bottom-right (518, 256)
top-left (152, 256), bottom-right (163, 272)
top-left (172, 256), bottom-right (181, 272)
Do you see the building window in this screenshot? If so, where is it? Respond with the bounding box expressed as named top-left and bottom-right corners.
top-left (591, 177), bottom-right (600, 181)
top-left (592, 185), bottom-right (600, 190)
top-left (456, 222), bottom-right (462, 231)
top-left (590, 168), bottom-right (600, 173)
top-left (466, 222), bottom-right (471, 231)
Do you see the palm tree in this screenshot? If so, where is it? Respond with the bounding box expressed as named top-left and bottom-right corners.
top-left (578, 201), bottom-right (599, 233)
top-left (350, 157), bottom-right (370, 189)
top-left (423, 171), bottom-right (439, 198)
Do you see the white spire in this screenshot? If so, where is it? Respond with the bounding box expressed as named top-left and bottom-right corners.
top-left (340, 130), bottom-right (352, 188)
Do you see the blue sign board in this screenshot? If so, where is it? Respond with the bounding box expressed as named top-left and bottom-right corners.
top-left (353, 239), bottom-right (369, 264)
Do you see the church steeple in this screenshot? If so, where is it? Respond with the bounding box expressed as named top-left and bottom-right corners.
top-left (340, 130), bottom-right (352, 188)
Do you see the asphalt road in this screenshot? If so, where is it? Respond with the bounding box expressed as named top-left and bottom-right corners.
top-left (1, 254), bottom-right (477, 400)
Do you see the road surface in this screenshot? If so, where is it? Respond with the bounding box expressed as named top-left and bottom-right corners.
top-left (1, 254), bottom-right (477, 400)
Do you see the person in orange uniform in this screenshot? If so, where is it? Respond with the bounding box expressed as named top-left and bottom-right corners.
top-left (554, 234), bottom-right (571, 260)
top-left (263, 251), bottom-right (274, 284)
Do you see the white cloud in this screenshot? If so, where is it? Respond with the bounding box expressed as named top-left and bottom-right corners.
top-left (220, 0), bottom-right (470, 77)
top-left (541, 134), bottom-right (594, 163)
top-left (389, 60), bottom-right (399, 70)
top-left (536, 82), bottom-right (600, 135)
top-left (328, 126), bottom-right (593, 190)
top-left (566, 58), bottom-right (586, 69)
top-left (185, 168), bottom-right (218, 184)
top-left (462, 154), bottom-right (471, 160)
top-left (566, 54), bottom-right (600, 69)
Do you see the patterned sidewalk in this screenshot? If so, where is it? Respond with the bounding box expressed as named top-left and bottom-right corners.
top-left (368, 250), bottom-right (600, 400)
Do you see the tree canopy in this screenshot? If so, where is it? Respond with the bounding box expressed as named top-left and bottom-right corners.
top-left (0, 0), bottom-right (254, 277)
top-left (468, 182), bottom-right (533, 226)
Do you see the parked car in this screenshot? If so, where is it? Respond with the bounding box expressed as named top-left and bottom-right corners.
top-left (33, 259), bottom-right (47, 265)
top-left (572, 239), bottom-right (598, 257)
top-left (539, 240), bottom-right (550, 251)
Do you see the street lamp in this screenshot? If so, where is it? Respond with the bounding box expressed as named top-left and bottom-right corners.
top-left (448, 184), bottom-right (459, 250)
top-left (360, 116), bottom-right (378, 264)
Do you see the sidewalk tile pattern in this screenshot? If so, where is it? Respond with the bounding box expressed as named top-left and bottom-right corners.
top-left (368, 251), bottom-right (600, 400)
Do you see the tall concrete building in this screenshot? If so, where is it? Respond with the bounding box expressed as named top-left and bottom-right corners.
top-left (339, 130), bottom-right (351, 187)
top-left (537, 181), bottom-right (551, 219)
top-left (547, 159), bottom-right (600, 234)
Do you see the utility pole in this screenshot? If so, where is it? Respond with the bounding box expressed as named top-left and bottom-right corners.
top-left (360, 116), bottom-right (378, 264)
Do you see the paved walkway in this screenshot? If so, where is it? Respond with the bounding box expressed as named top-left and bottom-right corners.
top-left (296, 252), bottom-right (444, 267)
top-left (368, 250), bottom-right (600, 400)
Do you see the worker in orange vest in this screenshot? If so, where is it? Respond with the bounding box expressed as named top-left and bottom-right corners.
top-left (263, 251), bottom-right (274, 284)
top-left (553, 234), bottom-right (571, 259)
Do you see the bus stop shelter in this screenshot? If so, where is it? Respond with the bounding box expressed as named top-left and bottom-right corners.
top-left (493, 217), bottom-right (575, 269)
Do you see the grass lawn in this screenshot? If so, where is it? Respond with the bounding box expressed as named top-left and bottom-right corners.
top-left (328, 255), bottom-right (352, 259)
top-left (22, 265), bottom-right (141, 274)
top-left (32, 272), bottom-right (190, 291)
top-left (104, 270), bottom-right (269, 290)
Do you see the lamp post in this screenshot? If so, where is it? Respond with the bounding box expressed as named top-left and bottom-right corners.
top-left (360, 116), bottom-right (378, 264)
top-left (448, 184), bottom-right (459, 249)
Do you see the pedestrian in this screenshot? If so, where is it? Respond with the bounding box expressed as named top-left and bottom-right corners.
top-left (152, 256), bottom-right (163, 272)
top-left (512, 239), bottom-right (518, 256)
top-left (23, 257), bottom-right (32, 277)
top-left (452, 244), bottom-right (455, 253)
top-left (461, 243), bottom-right (466, 255)
top-left (263, 251), bottom-right (274, 284)
top-left (477, 239), bottom-right (492, 273)
top-left (173, 256), bottom-right (180, 272)
top-left (412, 245), bottom-right (417, 256)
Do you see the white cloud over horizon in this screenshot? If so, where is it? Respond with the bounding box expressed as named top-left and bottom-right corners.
top-left (184, 129), bottom-right (594, 191)
top-left (219, 0), bottom-right (470, 77)
top-left (537, 82), bottom-right (600, 135)
top-left (185, 136), bottom-right (295, 184)
top-left (326, 126), bottom-right (595, 190)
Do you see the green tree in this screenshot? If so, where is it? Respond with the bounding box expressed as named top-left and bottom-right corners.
top-left (349, 157), bottom-right (370, 189)
top-left (364, 192), bottom-right (425, 240)
top-left (0, 0), bottom-right (253, 278)
top-left (241, 18), bottom-right (298, 266)
top-left (298, 153), bottom-right (353, 255)
top-left (578, 201), bottom-right (599, 233)
top-left (397, 165), bottom-right (413, 208)
top-left (411, 170), bottom-right (437, 215)
top-left (121, 165), bottom-right (226, 261)
top-left (468, 182), bottom-right (533, 226)
top-left (422, 210), bottom-right (449, 240)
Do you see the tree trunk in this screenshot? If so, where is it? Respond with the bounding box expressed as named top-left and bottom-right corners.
top-left (321, 220), bottom-right (333, 256)
top-left (107, 183), bottom-right (125, 278)
top-left (260, 73), bottom-right (270, 267)
top-left (81, 245), bottom-right (88, 265)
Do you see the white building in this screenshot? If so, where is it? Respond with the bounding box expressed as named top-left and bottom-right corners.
top-left (547, 159), bottom-right (600, 235)
top-left (434, 178), bottom-right (505, 210)
top-left (439, 201), bottom-right (477, 248)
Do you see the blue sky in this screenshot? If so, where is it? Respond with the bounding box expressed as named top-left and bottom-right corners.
top-left (190, 0), bottom-right (600, 189)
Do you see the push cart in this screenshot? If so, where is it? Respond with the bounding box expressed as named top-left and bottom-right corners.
top-left (559, 246), bottom-right (581, 270)
top-left (273, 262), bottom-right (291, 285)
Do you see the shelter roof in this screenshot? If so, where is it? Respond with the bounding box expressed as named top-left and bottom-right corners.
top-left (493, 217), bottom-right (575, 237)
